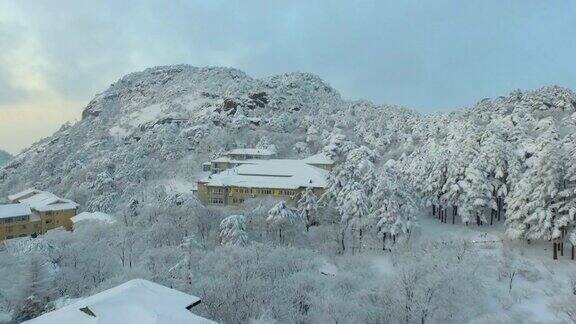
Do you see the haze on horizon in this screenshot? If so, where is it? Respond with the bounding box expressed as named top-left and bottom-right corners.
top-left (1, 0), bottom-right (575, 154)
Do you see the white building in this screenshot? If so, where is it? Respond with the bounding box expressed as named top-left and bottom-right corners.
top-left (25, 279), bottom-right (216, 324)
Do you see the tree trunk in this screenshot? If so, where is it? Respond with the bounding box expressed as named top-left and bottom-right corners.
top-left (383, 232), bottom-right (386, 251)
top-left (572, 245), bottom-right (574, 260)
top-left (432, 204), bottom-right (436, 217)
top-left (497, 197), bottom-right (502, 221)
top-left (553, 242), bottom-right (558, 260)
top-left (452, 205), bottom-right (456, 224)
top-left (444, 208), bottom-right (448, 223)
top-left (359, 228), bottom-right (363, 252)
top-left (490, 209), bottom-right (495, 226)
top-left (560, 242), bottom-right (564, 257)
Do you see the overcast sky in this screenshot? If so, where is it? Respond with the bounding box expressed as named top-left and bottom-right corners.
top-left (1, 1), bottom-right (575, 154)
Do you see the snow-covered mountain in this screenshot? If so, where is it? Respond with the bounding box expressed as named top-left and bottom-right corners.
top-left (2, 66), bottom-right (576, 323)
top-left (0, 150), bottom-right (11, 167)
top-left (0, 65), bottom-right (575, 224)
top-left (0, 66), bottom-right (373, 210)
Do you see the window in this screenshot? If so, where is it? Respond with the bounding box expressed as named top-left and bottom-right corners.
top-left (233, 198), bottom-right (245, 204)
top-left (210, 198), bottom-right (224, 205)
top-left (45, 219), bottom-right (52, 224)
top-left (211, 188), bottom-right (224, 194)
top-left (259, 189), bottom-right (272, 195)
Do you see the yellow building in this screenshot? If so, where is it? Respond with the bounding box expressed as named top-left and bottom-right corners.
top-left (197, 154), bottom-right (333, 207)
top-left (0, 189), bottom-right (79, 240)
top-left (0, 204), bottom-right (39, 240)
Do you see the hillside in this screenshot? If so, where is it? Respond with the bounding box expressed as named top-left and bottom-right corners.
top-left (0, 65), bottom-right (412, 211)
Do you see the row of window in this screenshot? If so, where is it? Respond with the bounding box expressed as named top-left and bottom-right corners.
top-left (210, 198), bottom-right (224, 205)
top-left (228, 188), bottom-right (297, 196)
top-left (1, 216), bottom-right (29, 224)
top-left (232, 198), bottom-right (245, 204)
top-left (5, 234), bottom-right (29, 239)
top-left (4, 222), bottom-right (41, 233)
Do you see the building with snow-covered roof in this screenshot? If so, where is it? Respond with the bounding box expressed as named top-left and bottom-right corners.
top-left (8, 188), bottom-right (43, 202)
top-left (197, 156), bottom-right (329, 206)
top-left (301, 152), bottom-right (335, 170)
top-left (0, 203), bottom-right (38, 240)
top-left (24, 279), bottom-right (216, 324)
top-left (1, 188), bottom-right (80, 240)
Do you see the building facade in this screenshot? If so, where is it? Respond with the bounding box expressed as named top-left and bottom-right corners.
top-left (197, 153), bottom-right (333, 207)
top-left (0, 189), bottom-right (79, 240)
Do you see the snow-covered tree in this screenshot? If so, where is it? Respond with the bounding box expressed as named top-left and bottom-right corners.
top-left (297, 187), bottom-right (319, 230)
top-left (266, 201), bottom-right (304, 244)
top-left (370, 161), bottom-right (420, 249)
top-left (219, 215), bottom-right (249, 247)
top-left (506, 126), bottom-right (564, 247)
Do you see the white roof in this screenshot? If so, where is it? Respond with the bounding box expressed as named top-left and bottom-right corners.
top-left (8, 188), bottom-right (43, 202)
top-left (24, 279), bottom-right (216, 324)
top-left (225, 148), bottom-right (276, 156)
top-left (71, 212), bottom-right (116, 224)
top-left (0, 203), bottom-right (31, 219)
top-left (16, 191), bottom-right (79, 212)
top-left (200, 159), bottom-right (328, 189)
top-left (301, 152), bottom-right (334, 165)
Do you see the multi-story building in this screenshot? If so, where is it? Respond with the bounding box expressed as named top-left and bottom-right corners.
top-left (197, 153), bottom-right (334, 206)
top-left (0, 189), bottom-right (79, 240)
top-left (0, 203), bottom-right (38, 240)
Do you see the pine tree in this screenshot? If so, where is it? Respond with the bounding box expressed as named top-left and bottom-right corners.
top-left (266, 201), bottom-right (304, 244)
top-left (340, 185), bottom-right (370, 253)
top-left (219, 215), bottom-right (249, 247)
top-left (506, 126), bottom-right (564, 252)
top-left (370, 161), bottom-right (420, 250)
top-left (297, 187), bottom-right (319, 230)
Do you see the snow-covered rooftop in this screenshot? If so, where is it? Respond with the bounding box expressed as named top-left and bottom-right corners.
top-left (71, 212), bottom-right (116, 224)
top-left (301, 152), bottom-right (334, 165)
top-left (0, 203), bottom-right (31, 219)
top-left (8, 188), bottom-right (43, 202)
top-left (13, 191), bottom-right (79, 212)
top-left (200, 159), bottom-right (328, 189)
top-left (24, 279), bottom-right (215, 324)
top-left (224, 148), bottom-right (276, 156)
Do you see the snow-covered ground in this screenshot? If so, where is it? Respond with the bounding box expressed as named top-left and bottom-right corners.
top-left (369, 216), bottom-right (576, 323)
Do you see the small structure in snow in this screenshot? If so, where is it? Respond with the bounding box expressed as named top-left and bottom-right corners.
top-left (24, 279), bottom-right (216, 324)
top-left (71, 212), bottom-right (116, 226)
top-left (223, 148), bottom-right (276, 160)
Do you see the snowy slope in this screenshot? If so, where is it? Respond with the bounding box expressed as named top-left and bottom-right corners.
top-left (0, 65), bottom-right (574, 220)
